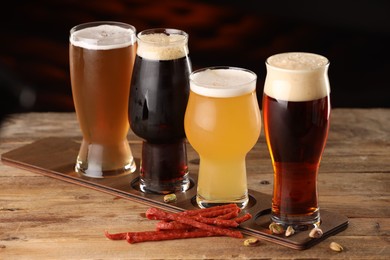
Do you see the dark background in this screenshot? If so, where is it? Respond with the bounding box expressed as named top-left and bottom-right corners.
top-left (1, 0), bottom-right (389, 122)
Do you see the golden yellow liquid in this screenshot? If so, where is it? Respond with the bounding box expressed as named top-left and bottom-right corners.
top-left (185, 90), bottom-right (261, 205)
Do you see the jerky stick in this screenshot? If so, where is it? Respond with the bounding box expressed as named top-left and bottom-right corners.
top-left (234, 213), bottom-right (252, 224)
top-left (104, 230), bottom-right (128, 240)
top-left (179, 204), bottom-right (240, 216)
top-left (156, 215), bottom-right (238, 230)
top-left (156, 221), bottom-right (192, 231)
top-left (157, 212), bottom-right (250, 231)
top-left (190, 215), bottom-right (239, 227)
top-left (216, 210), bottom-right (240, 220)
top-left (126, 229), bottom-right (219, 244)
top-left (195, 207), bottom-right (240, 218)
top-left (146, 207), bottom-right (243, 238)
top-left (156, 207), bottom-right (241, 230)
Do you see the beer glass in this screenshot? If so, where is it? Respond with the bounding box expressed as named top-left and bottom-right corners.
top-left (263, 52), bottom-right (331, 227)
top-left (185, 67), bottom-right (261, 209)
top-left (69, 21), bottom-right (137, 178)
top-left (129, 28), bottom-right (192, 194)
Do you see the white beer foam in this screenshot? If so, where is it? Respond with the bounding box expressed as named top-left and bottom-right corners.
top-left (264, 52), bottom-right (330, 102)
top-left (190, 68), bottom-right (257, 98)
top-left (70, 24), bottom-right (136, 50)
top-left (137, 33), bottom-right (188, 60)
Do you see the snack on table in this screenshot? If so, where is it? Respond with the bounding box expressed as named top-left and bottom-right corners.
top-left (105, 204), bottom-right (252, 244)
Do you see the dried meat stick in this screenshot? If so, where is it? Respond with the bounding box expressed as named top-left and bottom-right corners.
top-left (233, 213), bottom-right (252, 224)
top-left (156, 221), bottom-right (192, 231)
top-left (126, 229), bottom-right (219, 244)
top-left (104, 230), bottom-right (128, 240)
top-left (180, 204), bottom-right (239, 217)
top-left (146, 207), bottom-right (243, 238)
top-left (196, 207), bottom-right (240, 218)
top-left (149, 205), bottom-right (239, 221)
top-left (156, 215), bottom-right (238, 230)
top-left (156, 211), bottom-right (244, 231)
top-left (215, 210), bottom-right (240, 220)
top-left (190, 215), bottom-right (239, 227)
top-left (148, 208), bottom-right (239, 228)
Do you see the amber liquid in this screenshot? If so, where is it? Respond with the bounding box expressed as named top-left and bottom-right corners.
top-left (70, 44), bottom-right (136, 177)
top-left (263, 94), bottom-right (330, 224)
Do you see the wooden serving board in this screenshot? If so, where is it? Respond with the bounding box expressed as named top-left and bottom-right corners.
top-left (1, 137), bottom-right (348, 250)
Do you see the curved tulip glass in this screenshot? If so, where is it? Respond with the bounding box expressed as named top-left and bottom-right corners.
top-left (129, 28), bottom-right (192, 194)
top-left (185, 66), bottom-right (261, 209)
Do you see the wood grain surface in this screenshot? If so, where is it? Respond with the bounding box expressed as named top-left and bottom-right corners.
top-left (0, 109), bottom-right (389, 259)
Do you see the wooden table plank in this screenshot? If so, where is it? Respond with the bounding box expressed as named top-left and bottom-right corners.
top-left (1, 109), bottom-right (389, 259)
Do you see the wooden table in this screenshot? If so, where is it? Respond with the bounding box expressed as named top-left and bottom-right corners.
top-left (0, 109), bottom-right (389, 259)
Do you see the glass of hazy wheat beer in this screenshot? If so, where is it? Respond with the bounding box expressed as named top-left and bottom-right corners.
top-left (69, 21), bottom-right (137, 178)
top-left (185, 67), bottom-right (262, 209)
top-left (263, 52), bottom-right (331, 227)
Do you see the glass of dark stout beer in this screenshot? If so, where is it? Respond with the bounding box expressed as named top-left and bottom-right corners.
top-left (129, 28), bottom-right (192, 194)
top-left (262, 52), bottom-right (331, 227)
top-left (69, 21), bottom-right (137, 178)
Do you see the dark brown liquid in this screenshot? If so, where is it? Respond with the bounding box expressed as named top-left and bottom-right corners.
top-left (262, 94), bottom-right (330, 219)
top-left (139, 140), bottom-right (189, 193)
top-left (129, 56), bottom-right (191, 142)
top-left (129, 55), bottom-right (191, 193)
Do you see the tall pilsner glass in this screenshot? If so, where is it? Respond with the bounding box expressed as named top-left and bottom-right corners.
top-left (69, 21), bottom-right (137, 178)
top-left (129, 28), bottom-right (192, 194)
top-left (185, 67), bottom-right (261, 209)
top-left (263, 52), bottom-right (331, 227)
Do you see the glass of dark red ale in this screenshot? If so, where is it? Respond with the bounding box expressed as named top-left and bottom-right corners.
top-left (69, 21), bottom-right (137, 178)
top-left (262, 52), bottom-right (331, 227)
top-left (129, 28), bottom-right (192, 194)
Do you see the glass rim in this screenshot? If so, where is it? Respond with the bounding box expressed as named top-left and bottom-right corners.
top-left (189, 66), bottom-right (257, 98)
top-left (265, 52), bottom-right (330, 73)
top-left (190, 66), bottom-right (257, 86)
top-left (137, 28), bottom-right (188, 44)
top-left (69, 21), bottom-right (137, 49)
top-left (70, 21), bottom-right (136, 36)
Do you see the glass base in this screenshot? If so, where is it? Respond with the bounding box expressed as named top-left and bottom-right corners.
top-left (271, 210), bottom-right (321, 229)
top-left (76, 157), bottom-right (136, 178)
top-left (75, 140), bottom-right (136, 178)
top-left (140, 174), bottom-right (190, 194)
top-left (139, 140), bottom-right (190, 194)
top-left (196, 193), bottom-right (249, 209)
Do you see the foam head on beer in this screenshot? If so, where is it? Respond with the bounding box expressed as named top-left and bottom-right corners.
top-left (70, 24), bottom-right (136, 50)
top-left (190, 67), bottom-right (257, 98)
top-left (137, 30), bottom-right (189, 60)
top-left (264, 52), bottom-right (330, 102)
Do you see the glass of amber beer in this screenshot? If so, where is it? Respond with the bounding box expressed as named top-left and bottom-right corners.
top-left (263, 52), bottom-right (331, 227)
top-left (129, 28), bottom-right (192, 194)
top-left (185, 67), bottom-right (261, 209)
top-left (69, 21), bottom-right (137, 178)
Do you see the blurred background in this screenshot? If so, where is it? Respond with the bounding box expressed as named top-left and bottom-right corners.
top-left (1, 0), bottom-right (389, 123)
